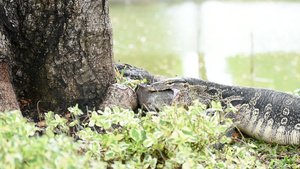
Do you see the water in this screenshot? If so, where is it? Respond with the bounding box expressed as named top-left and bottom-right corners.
top-left (110, 1), bottom-right (300, 92)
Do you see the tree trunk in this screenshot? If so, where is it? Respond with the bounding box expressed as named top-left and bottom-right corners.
top-left (0, 12), bottom-right (20, 113)
top-left (0, 0), bottom-right (114, 113)
top-left (0, 58), bottom-right (20, 112)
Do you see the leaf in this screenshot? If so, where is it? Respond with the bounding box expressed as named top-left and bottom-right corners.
top-left (142, 155), bottom-right (152, 168)
top-left (217, 162), bottom-right (225, 168)
top-left (181, 127), bottom-right (193, 136)
top-left (153, 130), bottom-right (163, 139)
top-left (143, 139), bottom-right (153, 147)
top-left (113, 106), bottom-right (120, 114)
top-left (114, 134), bottom-right (124, 141)
top-left (119, 143), bottom-right (130, 151)
top-left (88, 119), bottom-right (95, 127)
top-left (54, 114), bottom-right (61, 121)
top-left (168, 130), bottom-right (180, 144)
top-left (211, 101), bottom-right (222, 111)
top-left (124, 110), bottom-right (134, 120)
top-left (150, 157), bottom-right (157, 169)
top-left (121, 66), bottom-right (127, 76)
top-left (104, 107), bottom-right (112, 116)
top-left (68, 104), bottom-right (83, 116)
top-left (130, 128), bottom-right (142, 142)
top-left (104, 151), bottom-right (116, 161)
top-left (46, 130), bottom-right (54, 138)
top-left (69, 120), bottom-right (77, 127)
top-left (45, 111), bottom-right (54, 119)
top-left (131, 156), bottom-right (140, 163)
top-left (182, 158), bottom-right (196, 169)
top-left (103, 119), bottom-right (111, 129)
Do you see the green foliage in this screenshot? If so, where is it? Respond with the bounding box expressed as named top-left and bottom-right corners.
top-left (0, 110), bottom-right (105, 169)
top-left (115, 65), bottom-right (147, 89)
top-left (1, 102), bottom-right (299, 168)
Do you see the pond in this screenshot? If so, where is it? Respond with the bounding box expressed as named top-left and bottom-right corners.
top-left (110, 0), bottom-right (300, 92)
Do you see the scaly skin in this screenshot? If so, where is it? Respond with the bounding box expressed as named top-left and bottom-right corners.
top-left (136, 77), bottom-right (300, 145)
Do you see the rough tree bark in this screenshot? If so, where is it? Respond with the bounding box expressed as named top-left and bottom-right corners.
top-left (0, 30), bottom-right (20, 112)
top-left (0, 0), bottom-right (115, 113)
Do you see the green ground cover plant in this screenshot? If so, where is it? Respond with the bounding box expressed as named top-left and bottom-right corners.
top-left (1, 98), bottom-right (300, 168)
top-left (115, 65), bottom-right (147, 90)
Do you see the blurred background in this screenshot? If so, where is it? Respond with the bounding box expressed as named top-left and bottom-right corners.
top-left (109, 0), bottom-right (300, 92)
